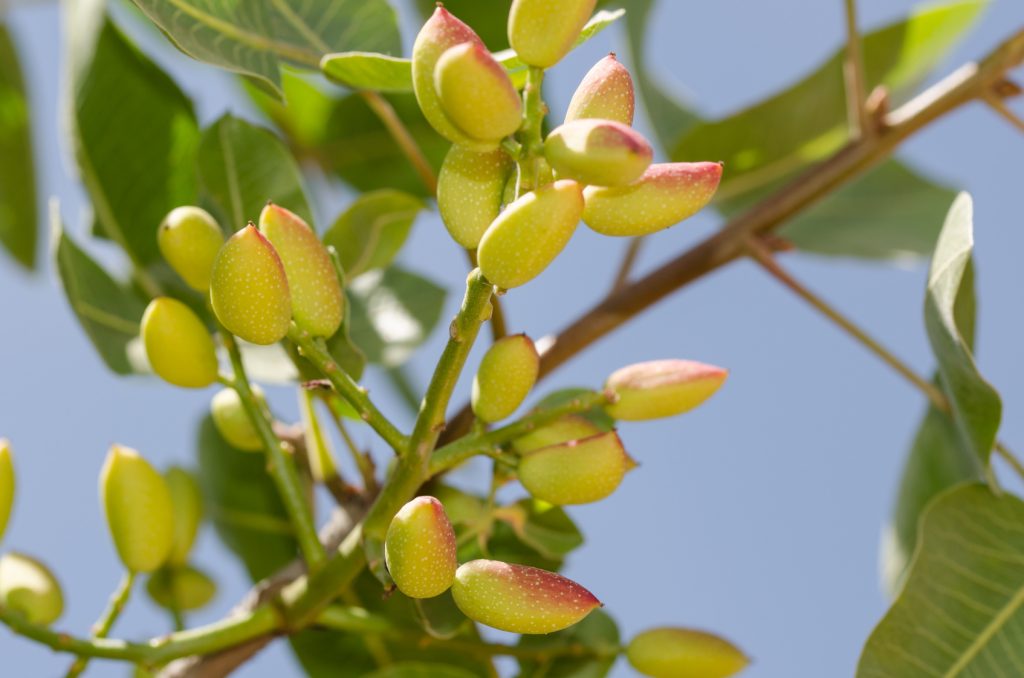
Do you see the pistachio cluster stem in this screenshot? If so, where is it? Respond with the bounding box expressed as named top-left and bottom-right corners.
top-left (516, 66), bottom-right (547, 195)
top-left (64, 571), bottom-right (136, 678)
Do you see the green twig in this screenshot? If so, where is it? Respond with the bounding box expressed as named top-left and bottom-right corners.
top-left (517, 66), bottom-right (547, 194)
top-left (323, 395), bottom-right (379, 493)
top-left (64, 571), bottom-right (136, 677)
top-left (221, 331), bottom-right (325, 570)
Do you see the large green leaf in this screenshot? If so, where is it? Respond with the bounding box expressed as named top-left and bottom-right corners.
top-left (0, 24), bottom-right (36, 269)
top-left (674, 0), bottom-right (985, 201)
top-left (52, 208), bottom-right (147, 375)
top-left (924, 193), bottom-right (1000, 466)
top-left (859, 484), bottom-right (1024, 677)
top-left (196, 415), bottom-right (298, 580)
top-left (323, 190), bottom-right (425, 279)
top-left (346, 267), bottom-right (446, 367)
top-left (68, 5), bottom-right (200, 266)
top-left (518, 610), bottom-right (621, 678)
top-left (413, 0), bottom-right (512, 51)
top-left (197, 114), bottom-right (313, 231)
top-left (129, 0), bottom-right (401, 97)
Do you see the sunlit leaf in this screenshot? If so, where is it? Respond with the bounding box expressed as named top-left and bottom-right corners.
top-left (324, 190), bottom-right (425, 279)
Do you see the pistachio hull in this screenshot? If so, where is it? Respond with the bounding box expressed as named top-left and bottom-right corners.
top-left (385, 496), bottom-right (458, 599)
top-left (472, 334), bottom-right (540, 423)
top-left (141, 297), bottom-right (219, 389)
top-left (565, 54), bottom-right (635, 125)
top-left (606, 359), bottom-right (727, 421)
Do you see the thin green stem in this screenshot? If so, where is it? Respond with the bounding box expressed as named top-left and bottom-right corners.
top-left (65, 571), bottom-right (136, 677)
top-left (843, 0), bottom-right (870, 137)
top-left (323, 395), bottom-right (379, 493)
top-left (429, 390), bottom-right (610, 475)
top-left (995, 442), bottom-right (1024, 483)
top-left (222, 331), bottom-right (326, 570)
top-left (290, 325), bottom-right (408, 454)
top-left (360, 271), bottom-right (495, 577)
top-left (517, 66), bottom-right (547, 194)
top-left (299, 388), bottom-right (341, 484)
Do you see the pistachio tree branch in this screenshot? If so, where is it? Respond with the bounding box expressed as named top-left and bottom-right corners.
top-left (441, 27), bottom-right (1024, 444)
top-left (221, 331), bottom-right (326, 570)
top-left (610, 237), bottom-right (645, 291)
top-left (983, 90), bottom-right (1024, 133)
top-left (65, 571), bottom-right (136, 677)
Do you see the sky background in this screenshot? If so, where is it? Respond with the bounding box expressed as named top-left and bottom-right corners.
top-left (1, 0), bottom-right (1023, 676)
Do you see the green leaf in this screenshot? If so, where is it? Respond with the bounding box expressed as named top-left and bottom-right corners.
top-left (924, 193), bottom-right (1000, 465)
top-left (321, 52), bottom-right (414, 92)
top-left (346, 267), bottom-right (446, 367)
top-left (0, 24), bottom-right (36, 269)
top-left (365, 665), bottom-right (478, 678)
top-left (52, 209), bottom-right (148, 375)
top-left (197, 114), bottom-right (312, 231)
top-left (518, 610), bottom-right (621, 678)
top-left (675, 0), bottom-right (986, 202)
top-left (858, 484), bottom-right (1024, 677)
top-left (68, 7), bottom-right (200, 266)
top-left (413, 0), bottom-right (512, 51)
top-left (324, 190), bottom-right (425, 279)
top-left (129, 0), bottom-right (401, 98)
top-left (495, 499), bottom-right (585, 562)
top-left (196, 415), bottom-right (297, 580)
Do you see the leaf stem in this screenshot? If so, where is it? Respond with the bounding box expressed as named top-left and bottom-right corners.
top-left (222, 331), bottom-right (326, 570)
top-left (360, 91), bottom-right (437, 195)
top-left (843, 0), bottom-right (870, 137)
top-left (289, 325), bottom-right (408, 453)
top-left (323, 395), bottom-right (379, 493)
top-left (65, 571), bottom-right (136, 677)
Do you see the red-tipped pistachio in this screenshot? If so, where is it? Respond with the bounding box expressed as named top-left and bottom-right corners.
top-left (627, 627), bottom-right (750, 678)
top-left (545, 119), bottom-right (652, 187)
top-left (0, 440), bottom-right (12, 544)
top-left (164, 467), bottom-right (203, 567)
top-left (259, 204), bottom-right (343, 338)
top-left (146, 565), bottom-right (217, 612)
top-left (210, 225), bottom-right (292, 345)
top-left (508, 0), bottom-right (597, 68)
top-left (477, 179), bottom-right (583, 289)
top-left (385, 496), bottom-right (458, 599)
top-left (452, 559), bottom-right (600, 633)
top-left (210, 386), bottom-right (265, 452)
top-left (157, 206), bottom-right (224, 292)
top-left (100, 445), bottom-right (175, 573)
top-left (606, 359), bottom-right (727, 421)
top-left (0, 553), bottom-right (63, 626)
top-left (583, 162), bottom-right (723, 237)
top-left (435, 42), bottom-right (522, 143)
top-left (141, 297), bottom-right (219, 389)
top-left (518, 431), bottom-right (631, 505)
top-left (565, 54), bottom-right (635, 125)
top-left (412, 7), bottom-right (492, 149)
top-left (438, 146), bottom-right (514, 249)
top-left (472, 334), bottom-right (540, 423)
top-left (513, 415), bottom-right (603, 454)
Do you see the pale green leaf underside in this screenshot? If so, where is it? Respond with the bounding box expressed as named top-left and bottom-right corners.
top-left (859, 484), bottom-right (1024, 677)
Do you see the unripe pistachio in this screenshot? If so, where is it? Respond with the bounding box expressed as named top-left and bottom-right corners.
top-left (512, 415), bottom-right (602, 454)
top-left (258, 203), bottom-right (343, 338)
top-left (518, 431), bottom-right (630, 505)
top-left (508, 0), bottom-right (597, 68)
top-left (565, 54), bottom-right (635, 125)
top-left (452, 559), bottom-right (600, 633)
top-left (210, 386), bottom-right (265, 452)
top-left (146, 565), bottom-right (217, 612)
top-left (606, 359), bottom-right (727, 421)
top-left (477, 180), bottom-right (583, 289)
top-left (438, 146), bottom-right (513, 249)
top-left (0, 553), bottom-right (63, 625)
top-left (157, 206), bottom-right (224, 292)
top-left (545, 119), bottom-right (652, 187)
top-left (141, 297), bottom-right (219, 389)
top-left (210, 225), bottom-right (292, 345)
top-left (412, 7), bottom-right (493, 149)
top-left (627, 627), bottom-right (750, 678)
top-left (0, 440), bottom-right (13, 544)
top-left (472, 334), bottom-right (539, 423)
top-left (435, 42), bottom-right (522, 143)
top-left (100, 445), bottom-right (175, 573)
top-left (385, 496), bottom-right (458, 599)
top-left (164, 467), bottom-right (203, 567)
top-left (583, 162), bottom-right (723, 237)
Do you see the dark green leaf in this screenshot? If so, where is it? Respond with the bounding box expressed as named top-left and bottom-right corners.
top-left (0, 25), bottom-right (36, 269)
top-left (197, 114), bottom-right (312, 231)
top-left (321, 52), bottom-right (414, 92)
top-left (196, 415), bottom-right (297, 580)
top-left (69, 9), bottom-right (199, 266)
top-left (495, 499), bottom-right (585, 562)
top-left (414, 0), bottom-right (512, 51)
top-left (534, 388), bottom-right (615, 431)
top-left (859, 484), bottom-right (1024, 677)
top-left (324, 190), bottom-right (425, 279)
top-left (52, 209), bottom-right (147, 375)
top-left (365, 665), bottom-right (478, 678)
top-left (924, 193), bottom-right (1000, 465)
top-left (129, 0), bottom-right (401, 98)
top-left (675, 1), bottom-right (986, 201)
top-left (347, 267), bottom-right (446, 367)
top-left (518, 610), bottom-right (621, 678)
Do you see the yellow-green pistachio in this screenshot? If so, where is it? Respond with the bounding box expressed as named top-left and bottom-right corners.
top-left (518, 430), bottom-right (632, 505)
top-left (627, 627), bottom-right (750, 678)
top-left (438, 146), bottom-right (514, 249)
top-left (435, 42), bottom-right (522, 143)
top-left (164, 467), bottom-right (203, 567)
top-left (545, 119), bottom-right (652, 187)
top-left (472, 334), bottom-right (540, 423)
top-left (100, 445), bottom-right (175, 573)
top-left (146, 565), bottom-right (217, 612)
top-left (0, 552), bottom-right (63, 626)
top-left (210, 386), bottom-right (266, 452)
top-left (565, 54), bottom-right (635, 125)
top-left (385, 496), bottom-right (458, 599)
top-left (157, 206), bottom-right (224, 292)
top-left (141, 297), bottom-right (219, 389)
top-left (606, 359), bottom-right (727, 421)
top-left (507, 0), bottom-right (597, 68)
top-left (0, 440), bottom-right (13, 544)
